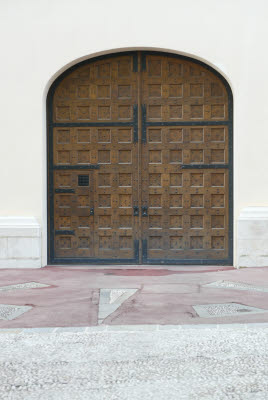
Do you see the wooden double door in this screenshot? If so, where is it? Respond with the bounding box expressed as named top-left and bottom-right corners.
top-left (48, 52), bottom-right (233, 265)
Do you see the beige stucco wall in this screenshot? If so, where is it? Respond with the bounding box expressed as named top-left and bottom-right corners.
top-left (0, 0), bottom-right (268, 266)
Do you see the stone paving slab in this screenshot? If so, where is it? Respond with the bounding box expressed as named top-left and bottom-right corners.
top-left (0, 282), bottom-right (50, 292)
top-left (203, 280), bottom-right (268, 292)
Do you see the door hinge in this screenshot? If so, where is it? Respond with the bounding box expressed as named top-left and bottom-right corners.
top-left (55, 189), bottom-right (75, 194)
top-left (55, 230), bottom-right (75, 235)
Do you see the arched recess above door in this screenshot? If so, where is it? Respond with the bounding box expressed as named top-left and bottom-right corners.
top-left (47, 51), bottom-right (233, 265)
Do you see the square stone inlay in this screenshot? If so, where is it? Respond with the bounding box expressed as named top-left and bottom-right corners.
top-left (0, 282), bottom-right (50, 292)
top-left (193, 303), bottom-right (268, 318)
top-left (203, 280), bottom-right (268, 293)
top-left (0, 304), bottom-right (32, 320)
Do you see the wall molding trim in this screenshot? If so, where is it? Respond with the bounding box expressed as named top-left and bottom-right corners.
top-left (237, 207), bottom-right (268, 268)
top-left (0, 217), bottom-right (41, 268)
top-left (239, 207), bottom-right (268, 220)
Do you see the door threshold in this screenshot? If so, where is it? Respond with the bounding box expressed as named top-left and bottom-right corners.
top-left (45, 264), bottom-right (235, 272)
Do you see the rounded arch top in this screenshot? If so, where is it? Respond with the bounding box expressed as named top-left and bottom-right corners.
top-left (46, 48), bottom-right (233, 101)
top-left (48, 50), bottom-right (232, 125)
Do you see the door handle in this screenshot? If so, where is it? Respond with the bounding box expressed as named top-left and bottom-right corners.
top-left (142, 206), bottom-right (148, 217)
top-left (133, 206), bottom-right (139, 216)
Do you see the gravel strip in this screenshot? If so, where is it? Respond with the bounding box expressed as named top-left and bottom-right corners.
top-left (0, 327), bottom-right (267, 399)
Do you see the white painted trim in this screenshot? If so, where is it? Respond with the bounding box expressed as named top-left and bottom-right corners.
top-left (237, 207), bottom-right (268, 267)
top-left (239, 207), bottom-right (268, 220)
top-left (0, 217), bottom-right (40, 237)
top-left (0, 217), bottom-right (41, 269)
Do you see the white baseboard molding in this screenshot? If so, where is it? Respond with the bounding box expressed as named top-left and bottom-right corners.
top-left (237, 207), bottom-right (268, 267)
top-left (0, 217), bottom-right (41, 268)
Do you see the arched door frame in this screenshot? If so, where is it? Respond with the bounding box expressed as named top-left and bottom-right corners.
top-left (47, 50), bottom-right (233, 265)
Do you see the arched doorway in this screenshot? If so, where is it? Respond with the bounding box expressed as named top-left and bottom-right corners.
top-left (47, 51), bottom-right (233, 265)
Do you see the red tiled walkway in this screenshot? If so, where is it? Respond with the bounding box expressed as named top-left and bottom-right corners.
top-left (0, 265), bottom-right (268, 328)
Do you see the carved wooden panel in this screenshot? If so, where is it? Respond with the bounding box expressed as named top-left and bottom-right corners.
top-left (53, 129), bottom-right (139, 260)
top-left (53, 55), bottom-right (137, 123)
top-left (52, 54), bottom-right (139, 260)
top-left (49, 52), bottom-right (232, 264)
top-left (143, 54), bottom-right (228, 122)
top-left (141, 54), bottom-right (230, 261)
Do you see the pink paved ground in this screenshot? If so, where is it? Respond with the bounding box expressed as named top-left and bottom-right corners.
top-left (0, 265), bottom-right (268, 328)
